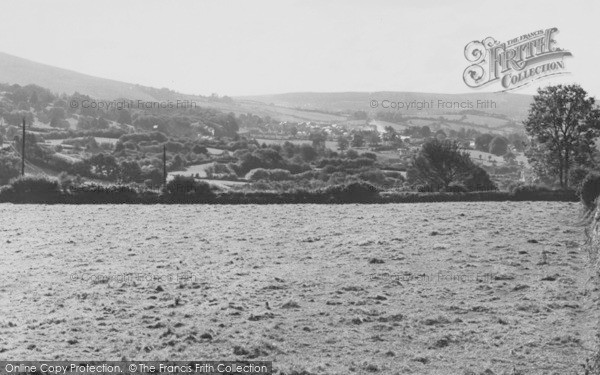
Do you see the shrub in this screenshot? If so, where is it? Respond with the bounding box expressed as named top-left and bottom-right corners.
top-left (10, 176), bottom-right (59, 194)
top-left (357, 169), bottom-right (387, 186)
top-left (362, 152), bottom-right (377, 160)
top-left (57, 172), bottom-right (84, 193)
top-left (512, 184), bottom-right (550, 194)
top-left (445, 183), bottom-right (468, 193)
top-left (507, 181), bottom-right (525, 193)
top-left (346, 149), bottom-right (359, 159)
top-left (0, 155), bottom-right (21, 185)
top-left (164, 175), bottom-right (215, 201)
top-left (511, 184), bottom-right (554, 200)
top-left (416, 184), bottom-right (434, 192)
top-left (8, 176), bottom-right (61, 202)
top-left (323, 181), bottom-right (379, 202)
top-left (69, 183), bottom-right (139, 203)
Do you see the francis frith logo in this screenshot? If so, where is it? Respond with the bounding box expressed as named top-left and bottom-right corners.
top-left (463, 27), bottom-right (572, 91)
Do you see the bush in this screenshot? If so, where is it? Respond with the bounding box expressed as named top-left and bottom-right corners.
top-left (322, 181), bottom-right (379, 202)
top-left (57, 172), bottom-right (83, 193)
top-left (164, 175), bottom-right (215, 201)
top-left (346, 149), bottom-right (359, 159)
top-left (69, 184), bottom-right (139, 203)
top-left (507, 181), bottom-right (525, 193)
top-left (416, 184), bottom-right (434, 193)
top-left (10, 176), bottom-right (59, 194)
top-left (512, 184), bottom-right (550, 195)
top-left (510, 184), bottom-right (575, 201)
top-left (362, 152), bottom-right (377, 160)
top-left (445, 183), bottom-right (468, 193)
top-left (580, 172), bottom-right (600, 210)
top-left (8, 176), bottom-right (61, 202)
top-left (0, 155), bottom-right (21, 185)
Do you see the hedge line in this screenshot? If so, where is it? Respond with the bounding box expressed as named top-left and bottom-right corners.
top-left (0, 182), bottom-right (579, 204)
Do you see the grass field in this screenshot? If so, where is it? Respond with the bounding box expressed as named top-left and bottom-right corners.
top-left (0, 202), bottom-right (595, 374)
top-left (255, 138), bottom-right (339, 151)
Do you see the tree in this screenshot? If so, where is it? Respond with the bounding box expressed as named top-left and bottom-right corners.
top-left (420, 126), bottom-right (431, 138)
top-left (117, 109), bottom-right (132, 125)
top-left (524, 84), bottom-right (600, 188)
top-left (337, 135), bottom-right (349, 153)
top-left (49, 107), bottom-right (66, 128)
top-left (382, 126), bottom-right (401, 146)
top-left (475, 133), bottom-right (494, 152)
top-left (462, 165), bottom-right (497, 191)
top-left (88, 153), bottom-right (119, 180)
top-left (368, 132), bottom-right (381, 147)
top-left (508, 132), bottom-right (528, 152)
top-left (407, 139), bottom-right (486, 191)
top-left (29, 91), bottom-right (39, 110)
top-left (0, 155), bottom-right (21, 185)
top-left (309, 131), bottom-right (327, 149)
top-left (503, 151), bottom-right (517, 165)
top-left (489, 136), bottom-right (509, 156)
top-left (351, 133), bottom-right (365, 148)
top-left (118, 160), bottom-right (142, 183)
top-left (300, 144), bottom-right (317, 161)
top-left (435, 129), bottom-right (447, 141)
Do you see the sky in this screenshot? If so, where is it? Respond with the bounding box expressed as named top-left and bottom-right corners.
top-left (0, 0), bottom-right (597, 97)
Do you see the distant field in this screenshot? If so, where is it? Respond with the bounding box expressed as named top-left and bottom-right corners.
top-left (206, 147), bottom-right (225, 155)
top-left (463, 114), bottom-right (509, 128)
top-left (95, 137), bottom-right (119, 145)
top-left (168, 163), bottom-right (246, 190)
top-left (255, 138), bottom-right (338, 151)
top-left (370, 120), bottom-right (407, 133)
top-left (168, 163), bottom-right (214, 178)
top-left (44, 137), bottom-right (119, 146)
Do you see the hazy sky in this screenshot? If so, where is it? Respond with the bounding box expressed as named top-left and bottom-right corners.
top-left (0, 0), bottom-right (598, 97)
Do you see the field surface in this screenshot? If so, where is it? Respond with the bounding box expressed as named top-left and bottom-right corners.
top-left (0, 202), bottom-right (596, 374)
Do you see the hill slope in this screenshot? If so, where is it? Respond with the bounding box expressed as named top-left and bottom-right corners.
top-left (237, 91), bottom-right (533, 121)
top-left (0, 52), bottom-right (165, 101)
top-left (0, 52), bottom-right (532, 126)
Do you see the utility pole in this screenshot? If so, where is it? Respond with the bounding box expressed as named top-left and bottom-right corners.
top-left (163, 145), bottom-right (167, 188)
top-left (21, 117), bottom-right (25, 176)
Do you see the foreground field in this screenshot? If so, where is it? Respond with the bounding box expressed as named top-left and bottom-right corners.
top-left (0, 203), bottom-right (596, 374)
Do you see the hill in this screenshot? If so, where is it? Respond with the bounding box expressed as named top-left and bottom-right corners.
top-left (0, 52), bottom-right (532, 129)
top-left (0, 52), bottom-right (167, 101)
top-left (237, 91), bottom-right (533, 121)
top-left (0, 52), bottom-right (346, 123)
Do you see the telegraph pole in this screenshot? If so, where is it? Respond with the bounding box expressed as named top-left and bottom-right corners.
top-left (163, 145), bottom-right (167, 188)
top-left (21, 117), bottom-right (25, 176)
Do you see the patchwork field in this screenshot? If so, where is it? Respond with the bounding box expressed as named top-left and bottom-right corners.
top-left (0, 202), bottom-right (597, 374)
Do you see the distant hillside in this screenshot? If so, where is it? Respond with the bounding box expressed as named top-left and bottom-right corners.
top-left (0, 52), bottom-right (169, 101)
top-left (0, 52), bottom-right (351, 123)
top-left (0, 52), bottom-right (533, 128)
top-left (238, 91), bottom-right (533, 121)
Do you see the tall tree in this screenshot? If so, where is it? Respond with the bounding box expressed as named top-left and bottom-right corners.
top-left (489, 136), bottom-right (509, 156)
top-left (351, 132), bottom-right (365, 148)
top-left (475, 133), bottom-right (493, 152)
top-left (309, 131), bottom-right (327, 150)
top-left (524, 84), bottom-right (600, 188)
top-left (407, 139), bottom-right (491, 191)
top-left (336, 135), bottom-right (349, 153)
